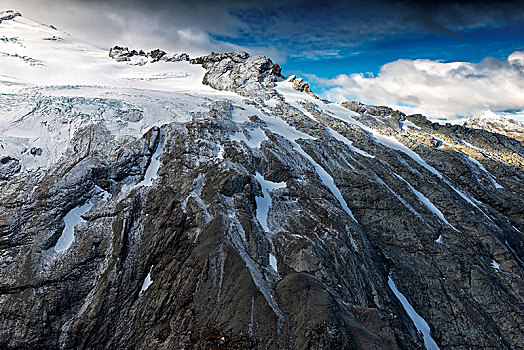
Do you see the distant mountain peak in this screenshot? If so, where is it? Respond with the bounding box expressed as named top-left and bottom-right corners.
top-left (108, 46), bottom-right (190, 64)
top-left (0, 10), bottom-right (21, 22)
top-left (464, 110), bottom-right (524, 141)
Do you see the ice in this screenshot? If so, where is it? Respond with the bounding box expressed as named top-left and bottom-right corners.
top-left (138, 133), bottom-right (163, 187)
top-left (293, 142), bottom-right (359, 223)
top-left (139, 266), bottom-right (153, 296)
top-left (269, 253), bottom-right (278, 273)
top-left (52, 187), bottom-right (110, 252)
top-left (265, 98), bottom-right (279, 108)
top-left (374, 175), bottom-right (425, 222)
top-left (377, 134), bottom-right (443, 178)
top-left (230, 127), bottom-right (268, 149)
top-left (181, 173), bottom-right (212, 231)
top-left (225, 197), bottom-right (284, 322)
top-left (433, 132), bottom-right (504, 189)
top-left (394, 173), bottom-right (458, 231)
top-left (242, 101), bottom-right (359, 224)
top-left (53, 201), bottom-right (94, 252)
top-left (324, 102), bottom-right (445, 179)
top-left (321, 104), bottom-right (491, 216)
top-left (435, 235), bottom-right (443, 244)
top-left (388, 275), bottom-right (440, 350)
top-left (467, 110), bottom-right (524, 133)
top-left (465, 155), bottom-right (503, 189)
top-left (325, 126), bottom-right (375, 158)
top-left (255, 172), bottom-right (286, 232)
top-left (119, 131), bottom-right (164, 196)
top-left (94, 185), bottom-right (111, 201)
top-left (234, 101), bottom-right (358, 225)
top-left (0, 16), bottom-right (226, 173)
top-left (491, 260), bottom-right (500, 270)
top-left (416, 132), bottom-right (502, 189)
top-left (461, 140), bottom-right (482, 152)
top-left (0, 15), bottom-right (211, 91)
top-left (235, 101), bottom-right (315, 143)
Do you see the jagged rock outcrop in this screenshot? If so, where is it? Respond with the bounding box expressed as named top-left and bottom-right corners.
top-left (1, 12), bottom-right (524, 350)
top-left (190, 51), bottom-right (284, 99)
top-left (0, 10), bottom-right (21, 23)
top-left (109, 47), bottom-right (288, 100)
top-left (109, 46), bottom-right (189, 64)
top-left (342, 101), bottom-right (404, 118)
top-left (287, 75), bottom-right (319, 99)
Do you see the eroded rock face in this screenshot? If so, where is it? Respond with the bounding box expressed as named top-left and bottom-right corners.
top-left (1, 46), bottom-right (523, 350)
top-left (287, 75), bottom-right (319, 99)
top-left (0, 156), bottom-right (20, 180)
top-left (191, 51), bottom-right (285, 99)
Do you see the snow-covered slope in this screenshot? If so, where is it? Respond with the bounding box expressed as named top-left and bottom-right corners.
top-left (0, 13), bottom-right (231, 171)
top-left (0, 12), bottom-right (208, 89)
top-left (1, 11), bottom-right (523, 350)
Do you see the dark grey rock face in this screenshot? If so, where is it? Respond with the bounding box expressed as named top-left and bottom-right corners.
top-left (0, 50), bottom-right (523, 350)
top-left (0, 156), bottom-right (20, 180)
top-left (191, 51), bottom-right (285, 100)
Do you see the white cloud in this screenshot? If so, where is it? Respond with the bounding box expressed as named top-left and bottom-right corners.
top-left (312, 52), bottom-right (524, 121)
top-left (509, 51), bottom-right (524, 63)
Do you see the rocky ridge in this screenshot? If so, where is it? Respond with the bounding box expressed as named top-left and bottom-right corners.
top-left (1, 13), bottom-right (523, 350)
top-left (0, 10), bottom-right (21, 23)
top-left (464, 110), bottom-right (524, 142)
top-left (109, 46), bottom-right (190, 64)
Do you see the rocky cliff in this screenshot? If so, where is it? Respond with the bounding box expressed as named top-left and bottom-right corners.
top-left (0, 12), bottom-right (523, 350)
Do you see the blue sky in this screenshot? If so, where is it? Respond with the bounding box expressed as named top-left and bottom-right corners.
top-left (282, 21), bottom-right (524, 89)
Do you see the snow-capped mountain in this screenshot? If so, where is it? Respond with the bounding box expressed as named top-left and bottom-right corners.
top-left (1, 11), bottom-right (523, 350)
top-left (465, 110), bottom-right (524, 141)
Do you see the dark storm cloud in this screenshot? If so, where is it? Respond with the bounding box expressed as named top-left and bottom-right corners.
top-left (391, 0), bottom-right (524, 36)
top-left (3, 0), bottom-right (524, 59)
top-left (219, 0), bottom-right (524, 56)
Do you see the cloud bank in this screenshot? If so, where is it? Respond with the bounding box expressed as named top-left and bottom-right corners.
top-left (311, 52), bottom-right (524, 120)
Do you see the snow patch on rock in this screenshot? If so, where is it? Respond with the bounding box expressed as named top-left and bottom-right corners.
top-left (255, 172), bottom-right (286, 232)
top-left (388, 275), bottom-right (440, 350)
top-left (139, 266), bottom-right (153, 296)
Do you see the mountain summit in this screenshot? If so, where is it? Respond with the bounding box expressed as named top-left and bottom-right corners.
top-left (464, 110), bottom-right (524, 141)
top-left (1, 11), bottom-right (523, 350)
top-left (0, 10), bottom-right (21, 22)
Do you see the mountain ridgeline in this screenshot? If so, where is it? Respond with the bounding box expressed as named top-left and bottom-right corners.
top-left (0, 12), bottom-right (523, 350)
